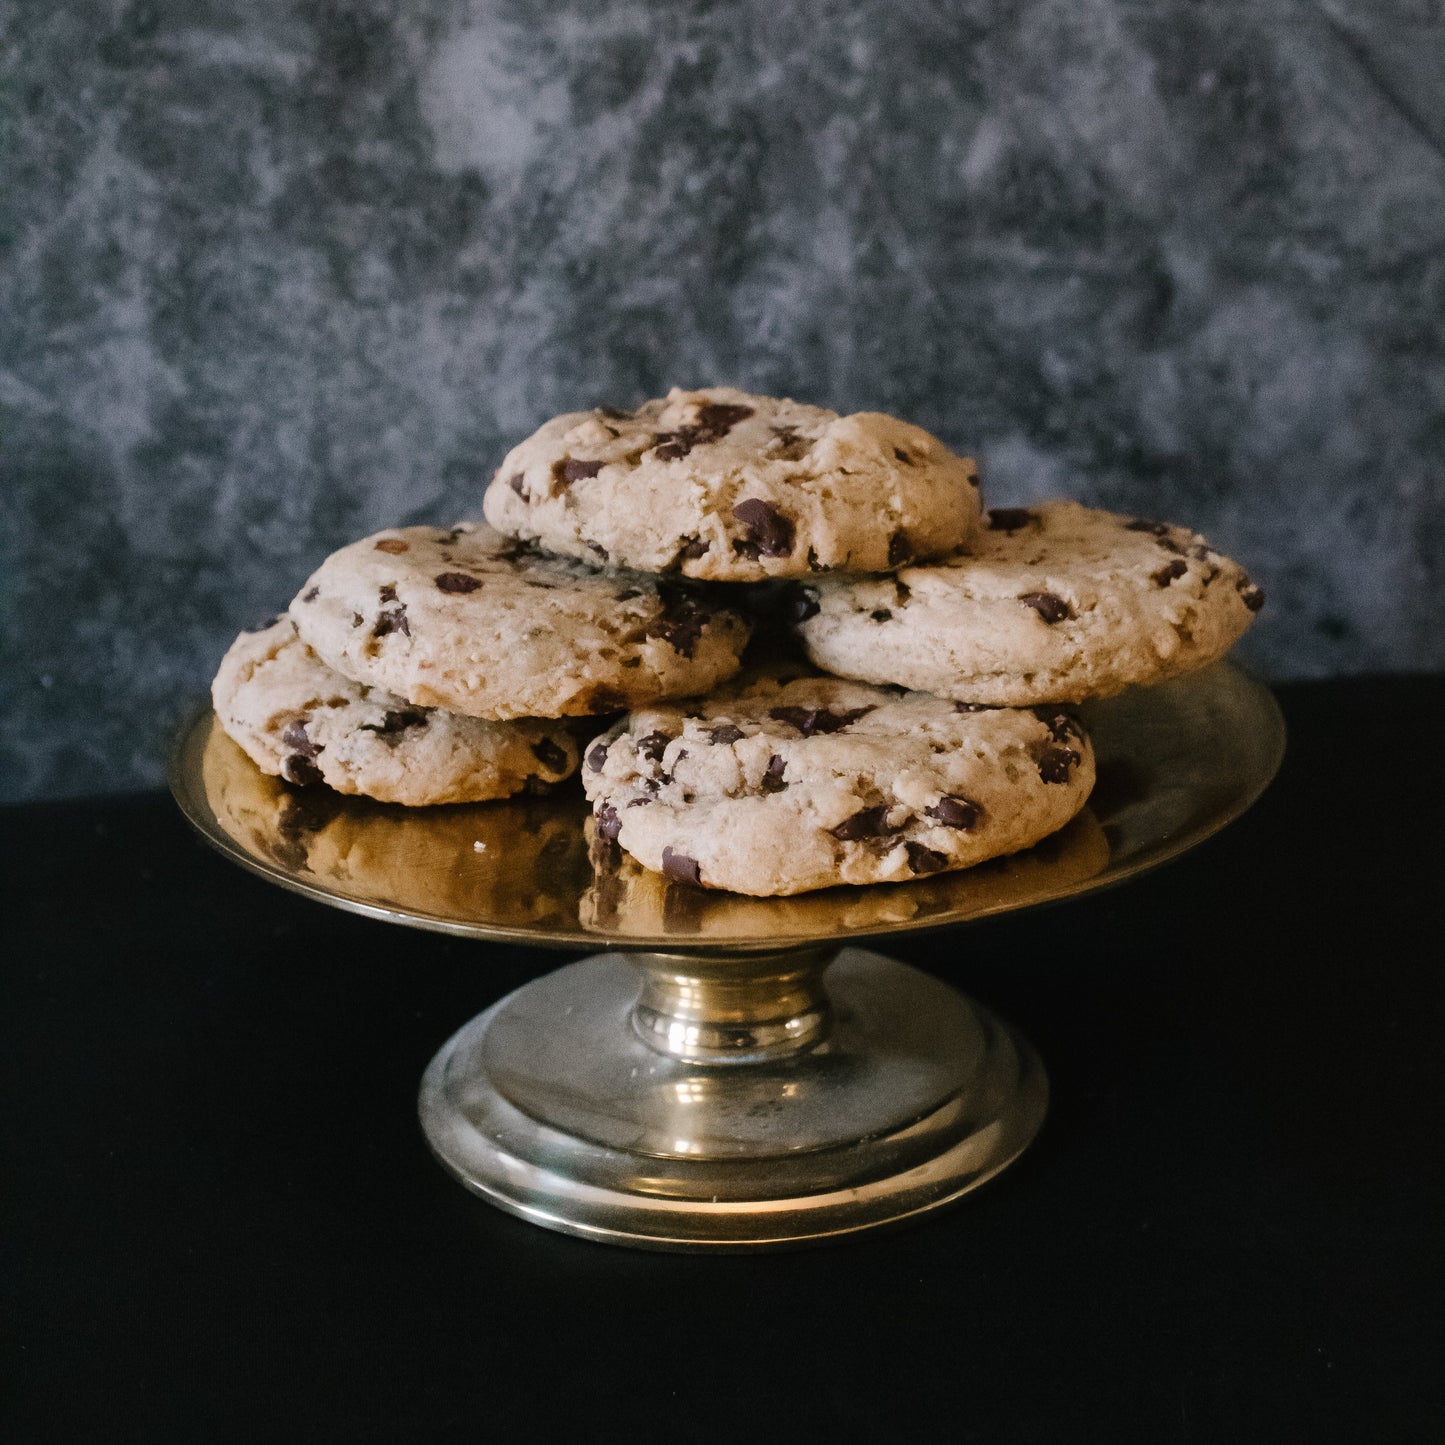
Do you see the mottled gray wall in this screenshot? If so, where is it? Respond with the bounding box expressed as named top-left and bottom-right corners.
top-left (2, 0), bottom-right (1443, 802)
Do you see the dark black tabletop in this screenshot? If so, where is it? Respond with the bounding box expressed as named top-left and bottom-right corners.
top-left (4, 677), bottom-right (1442, 1443)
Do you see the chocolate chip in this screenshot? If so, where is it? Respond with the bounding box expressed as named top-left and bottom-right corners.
top-left (707, 724), bottom-right (745, 745)
top-left (301, 587), bottom-right (319, 603)
top-left (556, 458), bottom-right (605, 488)
top-left (280, 720), bottom-right (319, 757)
top-left (281, 754), bottom-right (324, 787)
top-left (783, 584), bottom-right (820, 623)
top-left (925, 796), bottom-right (981, 829)
top-left (1019, 591), bottom-right (1074, 624)
top-left (435, 571), bottom-right (483, 593)
top-left (733, 498), bottom-right (795, 557)
top-left (678, 537), bottom-right (710, 560)
top-left (806, 548), bottom-right (828, 573)
top-left (905, 841), bottom-right (949, 875)
top-left (652, 436), bottom-right (692, 462)
top-left (1239, 582), bottom-right (1265, 612)
top-left (586, 741), bottom-right (609, 773)
top-left (1037, 708), bottom-right (1084, 744)
top-left (887, 532), bottom-right (912, 567)
top-left (379, 584), bottom-right (398, 604)
top-left (360, 709), bottom-right (427, 744)
top-left (732, 538), bottom-right (762, 560)
top-left (653, 402), bottom-right (755, 462)
top-left (768, 705), bottom-right (874, 737)
top-left (374, 538), bottom-right (409, 554)
top-left (626, 797), bottom-right (650, 808)
top-left (648, 594), bottom-right (713, 658)
top-left (350, 612), bottom-right (364, 628)
top-left (531, 737), bottom-right (569, 773)
top-left (1151, 558), bottom-right (1188, 587)
top-left (893, 447), bottom-right (913, 465)
top-left (508, 473), bottom-right (526, 497)
top-left (1035, 744), bottom-right (1081, 784)
top-left (585, 685), bottom-right (627, 713)
top-left (595, 804), bottom-right (622, 841)
top-left (637, 731), bottom-right (673, 764)
top-left (761, 755), bottom-right (788, 793)
top-left (830, 805), bottom-right (895, 841)
top-left (1125, 518), bottom-right (1170, 536)
top-left (771, 427), bottom-right (811, 460)
top-left (988, 508), bottom-right (1036, 533)
top-left (373, 605), bottom-right (410, 639)
top-left (661, 847), bottom-right (702, 886)
top-left (870, 609), bottom-right (892, 623)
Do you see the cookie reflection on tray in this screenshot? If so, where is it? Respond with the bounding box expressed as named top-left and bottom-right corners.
top-left (201, 726), bottom-right (591, 929)
top-left (579, 810), bottom-right (1110, 941)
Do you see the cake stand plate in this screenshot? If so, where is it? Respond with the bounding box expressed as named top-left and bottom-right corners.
top-left (172, 662), bottom-right (1283, 1250)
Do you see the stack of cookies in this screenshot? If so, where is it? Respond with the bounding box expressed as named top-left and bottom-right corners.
top-left (213, 387), bottom-right (1264, 898)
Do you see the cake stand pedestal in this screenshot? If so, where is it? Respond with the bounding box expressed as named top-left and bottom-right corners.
top-left (172, 662), bottom-right (1283, 1251)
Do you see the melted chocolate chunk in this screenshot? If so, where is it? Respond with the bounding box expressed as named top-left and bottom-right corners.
top-left (653, 402), bottom-right (755, 461)
top-left (707, 723), bottom-right (745, 746)
top-left (988, 508), bottom-right (1036, 533)
top-left (678, 537), bottom-right (710, 561)
top-left (870, 609), bottom-right (892, 623)
top-left (887, 532), bottom-right (912, 567)
top-left (374, 538), bottom-right (409, 554)
top-left (648, 594), bottom-right (713, 658)
top-left (733, 498), bottom-right (795, 557)
top-left (552, 458), bottom-right (605, 488)
top-left (586, 741), bottom-right (609, 773)
top-left (301, 586), bottom-right (319, 603)
top-left (768, 705), bottom-right (874, 737)
top-left (637, 731), bottom-right (673, 764)
top-left (1152, 558), bottom-right (1188, 587)
top-left (1037, 708), bottom-right (1083, 744)
top-left (379, 584), bottom-right (398, 604)
top-left (373, 605), bottom-right (410, 639)
top-left (435, 571), bottom-right (482, 594)
top-left (595, 803), bottom-right (622, 842)
top-left (280, 720), bottom-right (318, 757)
top-left (361, 709), bottom-right (427, 744)
top-left (661, 847), bottom-right (702, 886)
top-left (1239, 582), bottom-right (1266, 612)
top-left (905, 841), bottom-right (949, 875)
top-left (1035, 744), bottom-right (1081, 784)
top-left (1019, 591), bottom-right (1074, 624)
top-left (761, 755), bottom-right (788, 793)
top-left (531, 736), bottom-right (570, 773)
top-left (507, 473), bottom-right (526, 497)
top-left (829, 805), bottom-right (895, 841)
top-left (925, 796), bottom-right (981, 829)
top-left (281, 754), bottom-right (323, 787)
top-left (784, 584), bottom-right (820, 623)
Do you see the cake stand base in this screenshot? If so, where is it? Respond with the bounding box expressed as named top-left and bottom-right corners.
top-left (418, 947), bottom-right (1047, 1251)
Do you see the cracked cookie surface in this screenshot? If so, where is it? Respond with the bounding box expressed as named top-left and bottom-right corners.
top-left (580, 669), bottom-right (1094, 896)
top-left (791, 500), bottom-right (1264, 704)
top-left (481, 386), bottom-right (982, 580)
top-left (212, 618), bottom-right (580, 805)
top-left (288, 522), bottom-right (751, 719)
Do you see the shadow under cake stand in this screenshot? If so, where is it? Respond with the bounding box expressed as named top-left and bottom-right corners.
top-left (171, 661), bottom-right (1284, 1251)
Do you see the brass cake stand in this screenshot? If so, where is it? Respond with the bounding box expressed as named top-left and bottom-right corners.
top-left (171, 662), bottom-right (1283, 1251)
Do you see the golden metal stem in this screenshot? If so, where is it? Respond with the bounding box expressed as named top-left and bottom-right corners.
top-left (629, 947), bottom-right (837, 1063)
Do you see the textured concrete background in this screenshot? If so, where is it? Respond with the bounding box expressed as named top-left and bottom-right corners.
top-left (2, 0), bottom-right (1443, 802)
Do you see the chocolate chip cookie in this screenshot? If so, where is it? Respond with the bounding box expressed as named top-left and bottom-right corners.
top-left (791, 501), bottom-right (1264, 704)
top-left (481, 386), bottom-right (983, 580)
top-left (580, 669), bottom-right (1095, 896)
top-left (288, 523), bottom-right (751, 719)
top-left (212, 618), bottom-right (581, 805)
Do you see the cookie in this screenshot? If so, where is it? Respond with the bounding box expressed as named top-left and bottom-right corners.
top-left (790, 501), bottom-right (1264, 705)
top-left (288, 523), bottom-right (751, 719)
top-left (212, 617), bottom-right (581, 805)
top-left (580, 670), bottom-right (1095, 897)
top-left (481, 386), bottom-right (983, 580)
